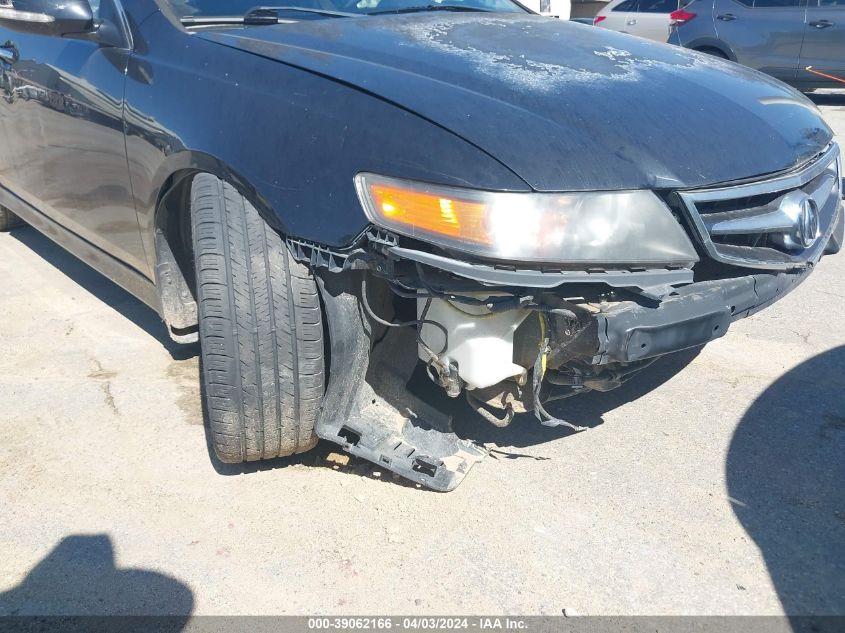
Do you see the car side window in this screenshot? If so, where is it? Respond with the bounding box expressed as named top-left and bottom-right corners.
top-left (816, 0), bottom-right (845, 6)
top-left (638, 0), bottom-right (680, 12)
top-left (92, 0), bottom-right (123, 22)
top-left (752, 0), bottom-right (801, 6)
top-left (87, 0), bottom-right (130, 48)
top-left (612, 0), bottom-right (638, 10)
top-left (0, 0), bottom-right (117, 19)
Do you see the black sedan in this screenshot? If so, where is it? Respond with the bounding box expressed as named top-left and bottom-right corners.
top-left (0, 0), bottom-right (842, 490)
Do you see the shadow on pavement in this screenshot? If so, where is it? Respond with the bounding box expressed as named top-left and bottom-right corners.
top-left (0, 534), bottom-right (193, 624)
top-left (726, 345), bottom-right (845, 616)
top-left (448, 347), bottom-right (702, 449)
top-left (10, 227), bottom-right (197, 361)
top-left (807, 91), bottom-right (845, 107)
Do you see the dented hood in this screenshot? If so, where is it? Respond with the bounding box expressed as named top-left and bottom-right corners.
top-left (199, 14), bottom-right (833, 191)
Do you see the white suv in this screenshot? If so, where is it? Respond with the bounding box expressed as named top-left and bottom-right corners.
top-left (594, 0), bottom-right (683, 41)
top-left (521, 0), bottom-right (572, 19)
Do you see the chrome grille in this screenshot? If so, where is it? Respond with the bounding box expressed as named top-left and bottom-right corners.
top-left (678, 144), bottom-right (842, 270)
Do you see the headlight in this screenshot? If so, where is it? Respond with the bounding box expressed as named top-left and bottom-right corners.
top-left (355, 173), bottom-right (698, 266)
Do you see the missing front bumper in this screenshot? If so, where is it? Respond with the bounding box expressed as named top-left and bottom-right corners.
top-left (297, 203), bottom-right (841, 491)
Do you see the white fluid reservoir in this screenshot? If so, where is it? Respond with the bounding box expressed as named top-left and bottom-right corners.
top-left (418, 297), bottom-right (530, 391)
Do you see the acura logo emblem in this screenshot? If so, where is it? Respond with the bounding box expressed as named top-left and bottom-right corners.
top-left (796, 196), bottom-right (820, 248)
top-left (704, 187), bottom-right (827, 252)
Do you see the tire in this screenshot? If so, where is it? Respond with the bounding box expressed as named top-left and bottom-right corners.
top-left (0, 206), bottom-right (24, 231)
top-left (190, 173), bottom-right (325, 463)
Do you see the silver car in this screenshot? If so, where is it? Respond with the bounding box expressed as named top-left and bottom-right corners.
top-left (668, 0), bottom-right (845, 89)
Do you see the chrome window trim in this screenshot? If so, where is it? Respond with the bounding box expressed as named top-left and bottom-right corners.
top-left (109, 0), bottom-right (134, 51)
top-left (677, 143), bottom-right (841, 271)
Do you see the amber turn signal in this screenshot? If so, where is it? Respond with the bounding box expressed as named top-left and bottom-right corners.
top-left (366, 181), bottom-right (491, 245)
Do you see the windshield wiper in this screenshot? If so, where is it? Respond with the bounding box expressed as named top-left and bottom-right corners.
top-left (245, 6), bottom-right (358, 22)
top-left (180, 6), bottom-right (356, 27)
top-left (368, 4), bottom-right (493, 14)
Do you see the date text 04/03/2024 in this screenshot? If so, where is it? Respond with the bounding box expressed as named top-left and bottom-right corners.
top-left (306, 617), bottom-right (528, 630)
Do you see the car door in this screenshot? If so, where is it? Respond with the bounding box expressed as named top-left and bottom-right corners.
top-left (711, 0), bottom-right (807, 84)
top-left (628, 0), bottom-right (680, 40)
top-left (0, 0), bottom-right (149, 275)
top-left (800, 0), bottom-right (845, 79)
top-left (598, 0), bottom-right (640, 33)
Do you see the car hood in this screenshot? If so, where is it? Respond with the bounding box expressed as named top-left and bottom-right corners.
top-left (199, 13), bottom-right (833, 191)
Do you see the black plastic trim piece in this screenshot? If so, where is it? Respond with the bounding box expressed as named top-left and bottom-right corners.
top-left (594, 267), bottom-right (814, 365)
top-left (288, 232), bottom-right (696, 294)
top-left (387, 246), bottom-right (694, 291)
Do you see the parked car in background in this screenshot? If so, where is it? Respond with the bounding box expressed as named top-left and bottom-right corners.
top-left (594, 0), bottom-right (684, 41)
top-left (669, 0), bottom-right (845, 89)
top-left (570, 0), bottom-right (608, 19)
top-left (522, 0), bottom-right (572, 18)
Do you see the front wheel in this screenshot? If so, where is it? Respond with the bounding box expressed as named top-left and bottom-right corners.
top-left (190, 174), bottom-right (326, 463)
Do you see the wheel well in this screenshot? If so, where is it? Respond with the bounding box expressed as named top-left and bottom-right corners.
top-left (693, 46), bottom-right (730, 60)
top-left (153, 168), bottom-right (292, 344)
top-left (154, 169), bottom-right (200, 343)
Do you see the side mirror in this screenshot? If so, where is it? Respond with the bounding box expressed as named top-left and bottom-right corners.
top-left (0, 0), bottom-right (94, 37)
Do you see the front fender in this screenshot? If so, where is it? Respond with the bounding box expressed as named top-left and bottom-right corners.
top-left (125, 11), bottom-right (529, 274)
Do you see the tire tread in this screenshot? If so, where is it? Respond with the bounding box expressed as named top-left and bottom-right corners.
top-left (190, 174), bottom-right (324, 463)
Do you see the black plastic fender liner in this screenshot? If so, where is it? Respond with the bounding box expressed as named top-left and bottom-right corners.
top-left (314, 271), bottom-right (485, 491)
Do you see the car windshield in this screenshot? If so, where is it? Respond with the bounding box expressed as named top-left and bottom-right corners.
top-left (168, 0), bottom-right (526, 18)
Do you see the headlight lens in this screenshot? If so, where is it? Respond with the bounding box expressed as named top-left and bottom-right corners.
top-left (355, 173), bottom-right (698, 265)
